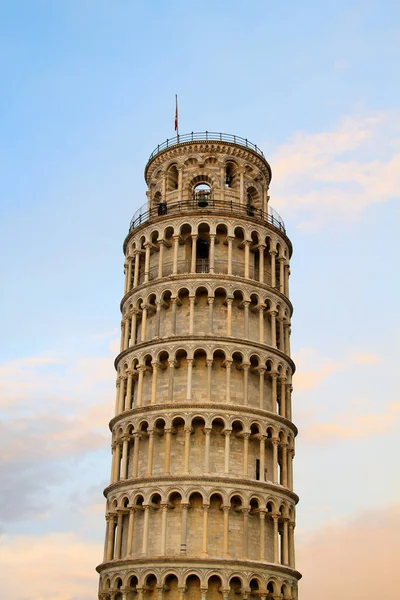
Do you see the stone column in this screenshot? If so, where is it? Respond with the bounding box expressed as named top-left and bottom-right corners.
top-left (270, 249), bottom-right (277, 287)
top-left (225, 359), bottom-right (232, 403)
top-left (168, 359), bottom-right (175, 402)
top-left (114, 441), bottom-right (121, 482)
top-left (242, 508), bottom-right (249, 558)
top-left (144, 243), bottom-right (151, 283)
top-left (189, 296), bottom-right (195, 334)
top-left (123, 260), bottom-right (129, 295)
top-left (186, 358), bottom-right (193, 401)
top-left (281, 443), bottom-right (288, 487)
top-left (164, 428), bottom-right (172, 474)
top-left (271, 372), bottom-right (278, 412)
top-left (114, 511), bottom-right (123, 559)
top-left (259, 435), bottom-right (266, 481)
top-left (157, 240), bottom-right (165, 279)
top-left (121, 436), bottom-right (129, 479)
top-left (126, 507), bottom-right (135, 556)
top-left (279, 317), bottom-right (285, 353)
top-left (202, 504), bottom-right (209, 556)
top-left (288, 448), bottom-right (294, 490)
top-left (270, 310), bottom-right (277, 347)
top-left (204, 427), bottom-right (211, 473)
top-left (243, 432), bottom-right (250, 477)
top-left (125, 370), bottom-right (133, 410)
top-left (244, 241), bottom-right (250, 278)
top-left (184, 427), bottom-right (191, 473)
top-left (226, 297), bottom-right (233, 336)
top-left (142, 505), bottom-right (150, 555)
top-left (227, 236), bottom-right (233, 275)
top-left (130, 310), bottom-right (137, 346)
top-left (172, 235), bottom-right (179, 274)
top-left (133, 250), bottom-right (140, 288)
top-left (279, 377), bottom-right (287, 417)
top-left (224, 430), bottom-right (231, 474)
top-left (140, 304), bottom-right (148, 343)
top-left (146, 430), bottom-right (154, 476)
top-left (120, 321), bottom-right (125, 353)
top-left (150, 362), bottom-right (158, 405)
top-left (136, 366), bottom-right (145, 408)
top-left (285, 264), bottom-right (290, 297)
top-left (180, 503), bottom-right (189, 553)
top-left (123, 316), bottom-right (130, 349)
top-left (243, 301), bottom-right (250, 338)
top-left (132, 433), bottom-right (141, 477)
top-left (259, 511), bottom-right (266, 560)
top-left (223, 506), bottom-right (230, 557)
top-left (289, 521), bottom-right (296, 568)
top-left (272, 438), bottom-right (279, 484)
top-left (206, 359), bottom-right (213, 402)
top-left (272, 513), bottom-right (280, 563)
top-left (171, 297), bottom-right (177, 335)
top-left (118, 376), bottom-right (126, 414)
top-left (284, 322), bottom-right (290, 355)
top-left (208, 297), bottom-right (214, 334)
top-left (209, 233), bottom-right (215, 273)
top-left (110, 443), bottom-right (116, 484)
top-left (106, 515), bottom-right (116, 560)
top-left (155, 301), bottom-right (161, 338)
top-left (115, 378), bottom-right (121, 415)
top-left (242, 363), bottom-right (250, 406)
top-left (282, 518), bottom-right (289, 565)
top-left (259, 245), bottom-right (265, 283)
top-left (160, 503), bottom-right (168, 555)
top-left (258, 305), bottom-right (265, 343)
top-left (259, 368), bottom-right (265, 409)
top-left (190, 234), bottom-right (197, 273)
top-left (279, 256), bottom-right (285, 293)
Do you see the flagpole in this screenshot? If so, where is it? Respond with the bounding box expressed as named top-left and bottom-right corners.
top-left (175, 94), bottom-right (179, 140)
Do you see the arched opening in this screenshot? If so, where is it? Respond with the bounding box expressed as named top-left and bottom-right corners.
top-left (143, 575), bottom-right (157, 600)
top-left (185, 575), bottom-right (201, 600)
top-left (167, 164), bottom-right (179, 191)
top-left (164, 575), bottom-right (179, 600)
top-left (209, 493), bottom-right (224, 557)
top-left (166, 491), bottom-right (182, 556)
top-left (207, 575), bottom-right (223, 600)
top-left (194, 182), bottom-right (211, 207)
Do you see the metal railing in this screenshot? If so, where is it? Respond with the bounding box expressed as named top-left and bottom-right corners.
top-left (147, 132), bottom-right (265, 163)
top-left (129, 198), bottom-right (286, 235)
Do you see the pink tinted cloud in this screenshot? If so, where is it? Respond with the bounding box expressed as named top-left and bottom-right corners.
top-left (298, 505), bottom-right (400, 600)
top-left (0, 532), bottom-right (101, 600)
top-left (269, 111), bottom-right (400, 230)
top-left (301, 401), bottom-right (400, 442)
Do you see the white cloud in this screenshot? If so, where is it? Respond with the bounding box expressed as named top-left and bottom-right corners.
top-left (269, 111), bottom-right (400, 230)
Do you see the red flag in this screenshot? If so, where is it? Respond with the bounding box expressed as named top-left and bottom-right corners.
top-left (174, 94), bottom-right (178, 134)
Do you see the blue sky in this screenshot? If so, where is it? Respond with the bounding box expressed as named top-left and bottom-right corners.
top-left (0, 2), bottom-right (399, 599)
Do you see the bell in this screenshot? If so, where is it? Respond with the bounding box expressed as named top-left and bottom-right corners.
top-left (225, 175), bottom-right (232, 186)
top-left (198, 193), bottom-right (208, 208)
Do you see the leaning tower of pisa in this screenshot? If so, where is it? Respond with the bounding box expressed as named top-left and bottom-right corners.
top-left (97, 132), bottom-right (301, 600)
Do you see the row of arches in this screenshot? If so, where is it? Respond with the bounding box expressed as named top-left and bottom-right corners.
top-left (110, 416), bottom-right (295, 489)
top-left (124, 221), bottom-right (290, 296)
top-left (100, 571), bottom-right (297, 600)
top-left (115, 348), bottom-right (293, 420)
top-left (146, 151), bottom-right (270, 208)
top-left (120, 287), bottom-right (291, 356)
top-left (104, 490), bottom-right (295, 568)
